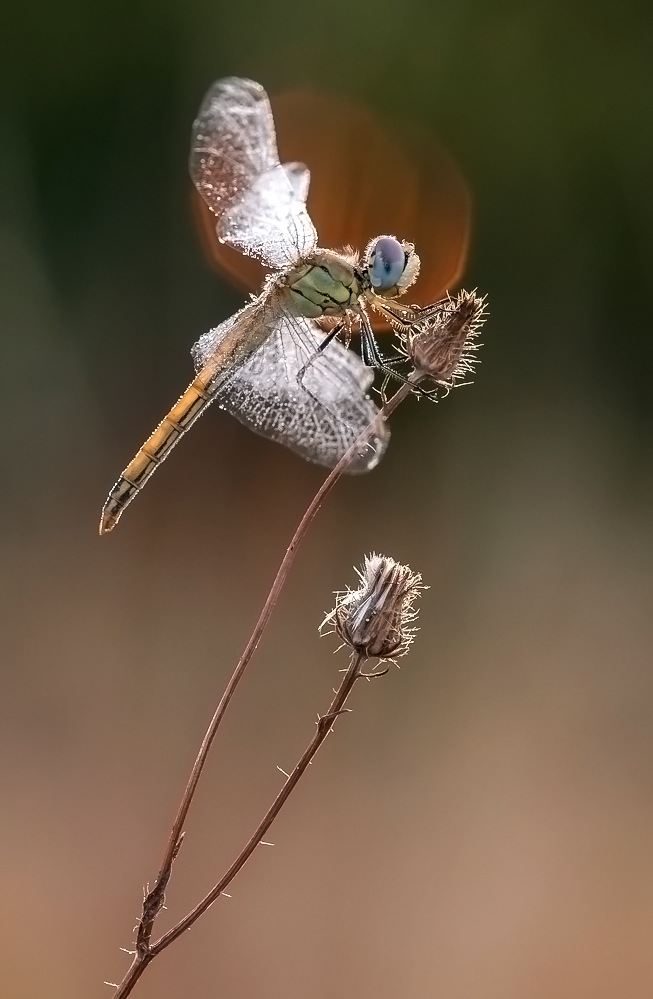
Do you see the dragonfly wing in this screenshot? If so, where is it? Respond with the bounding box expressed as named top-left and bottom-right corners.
top-left (190, 77), bottom-right (277, 217)
top-left (219, 163), bottom-right (318, 269)
top-left (190, 301), bottom-right (260, 376)
top-left (190, 77), bottom-right (317, 269)
top-left (214, 306), bottom-right (389, 473)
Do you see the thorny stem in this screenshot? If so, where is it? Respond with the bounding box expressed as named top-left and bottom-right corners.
top-left (112, 652), bottom-right (367, 997)
top-left (110, 371), bottom-right (423, 999)
top-left (153, 651), bottom-right (367, 950)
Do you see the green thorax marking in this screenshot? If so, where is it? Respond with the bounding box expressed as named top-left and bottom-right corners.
top-left (287, 250), bottom-right (360, 319)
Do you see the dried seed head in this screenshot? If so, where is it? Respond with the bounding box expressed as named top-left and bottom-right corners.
top-left (403, 289), bottom-right (487, 393)
top-left (322, 554), bottom-right (424, 660)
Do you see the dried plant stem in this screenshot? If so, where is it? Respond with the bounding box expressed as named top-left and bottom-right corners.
top-left (143, 381), bottom-right (415, 898)
top-left (110, 372), bottom-right (422, 999)
top-left (113, 652), bottom-right (367, 998)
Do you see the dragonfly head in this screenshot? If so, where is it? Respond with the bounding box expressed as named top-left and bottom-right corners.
top-left (364, 235), bottom-right (420, 298)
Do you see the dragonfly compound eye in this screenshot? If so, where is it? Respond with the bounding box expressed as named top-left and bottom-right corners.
top-left (368, 236), bottom-right (407, 291)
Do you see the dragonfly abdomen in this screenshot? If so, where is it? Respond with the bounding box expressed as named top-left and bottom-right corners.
top-left (99, 375), bottom-right (213, 534)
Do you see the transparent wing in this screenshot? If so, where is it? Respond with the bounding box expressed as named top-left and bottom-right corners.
top-left (197, 303), bottom-right (389, 473)
top-left (190, 77), bottom-right (317, 269)
top-left (190, 296), bottom-right (270, 382)
top-left (218, 162), bottom-right (317, 268)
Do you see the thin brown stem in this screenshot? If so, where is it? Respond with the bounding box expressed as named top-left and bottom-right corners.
top-left (153, 651), bottom-right (365, 952)
top-left (113, 652), bottom-right (366, 998)
top-left (110, 372), bottom-right (422, 999)
top-left (139, 378), bottom-right (417, 913)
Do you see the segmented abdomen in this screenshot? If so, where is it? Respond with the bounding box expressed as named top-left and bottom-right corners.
top-left (99, 374), bottom-right (213, 534)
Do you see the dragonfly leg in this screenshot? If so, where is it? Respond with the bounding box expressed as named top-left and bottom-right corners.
top-left (296, 320), bottom-right (347, 389)
top-left (316, 319), bottom-right (346, 353)
top-left (376, 298), bottom-right (450, 329)
top-left (359, 313), bottom-right (440, 400)
top-left (359, 313), bottom-right (408, 378)
top-left (379, 372), bottom-right (392, 405)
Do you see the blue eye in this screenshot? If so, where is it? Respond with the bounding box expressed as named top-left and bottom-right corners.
top-left (369, 237), bottom-right (406, 291)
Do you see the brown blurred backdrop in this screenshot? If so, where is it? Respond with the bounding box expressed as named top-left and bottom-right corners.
top-left (1, 1), bottom-right (653, 997)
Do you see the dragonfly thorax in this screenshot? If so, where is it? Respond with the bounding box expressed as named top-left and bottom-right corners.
top-left (286, 250), bottom-right (361, 319)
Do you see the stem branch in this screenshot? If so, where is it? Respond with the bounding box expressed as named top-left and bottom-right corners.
top-left (110, 372), bottom-right (422, 999)
top-left (112, 653), bottom-right (366, 998)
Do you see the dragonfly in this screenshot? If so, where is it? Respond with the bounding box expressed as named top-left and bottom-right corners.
top-left (100, 76), bottom-right (447, 535)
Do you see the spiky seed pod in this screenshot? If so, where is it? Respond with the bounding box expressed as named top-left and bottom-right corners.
top-left (323, 554), bottom-right (424, 660)
top-left (404, 289), bottom-right (486, 392)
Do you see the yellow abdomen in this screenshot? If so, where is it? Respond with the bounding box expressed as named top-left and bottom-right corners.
top-left (99, 374), bottom-right (213, 534)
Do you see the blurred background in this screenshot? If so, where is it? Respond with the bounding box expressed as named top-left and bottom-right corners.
top-left (2, 0), bottom-right (653, 996)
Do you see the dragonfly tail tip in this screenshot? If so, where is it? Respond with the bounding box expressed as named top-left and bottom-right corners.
top-left (99, 504), bottom-right (118, 536)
